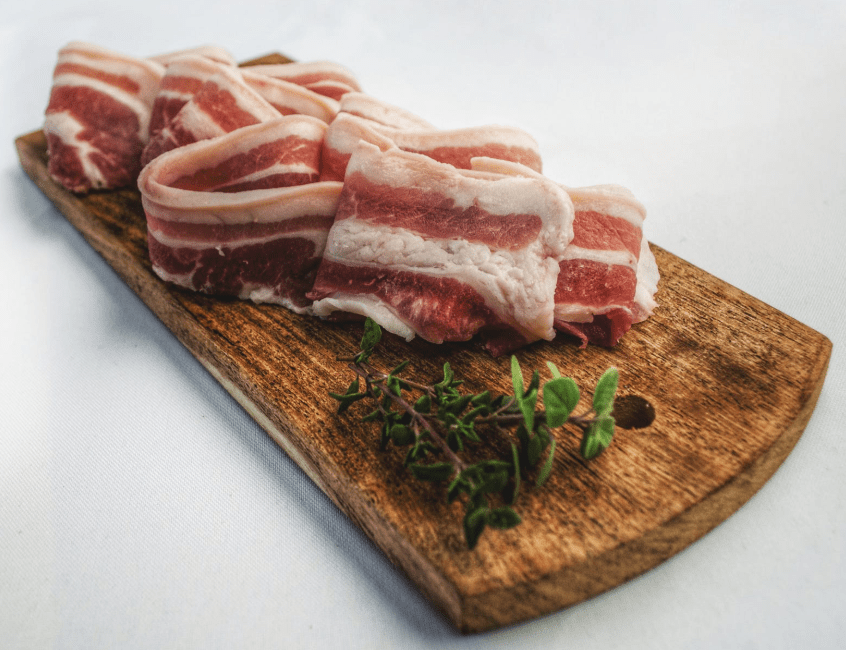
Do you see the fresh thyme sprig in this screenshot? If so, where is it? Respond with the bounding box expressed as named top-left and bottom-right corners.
top-left (330, 318), bottom-right (620, 549)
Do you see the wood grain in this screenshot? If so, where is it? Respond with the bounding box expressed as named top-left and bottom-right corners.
top-left (16, 58), bottom-right (832, 632)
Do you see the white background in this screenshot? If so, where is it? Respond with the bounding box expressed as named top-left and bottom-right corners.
top-left (2, 1), bottom-right (844, 648)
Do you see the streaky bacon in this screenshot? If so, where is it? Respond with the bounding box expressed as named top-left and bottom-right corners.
top-left (471, 156), bottom-right (658, 347)
top-left (146, 55), bottom-right (234, 142)
top-left (308, 142), bottom-right (574, 356)
top-left (138, 116), bottom-right (342, 313)
top-left (245, 60), bottom-right (361, 100)
top-left (44, 41), bottom-right (165, 193)
top-left (240, 69), bottom-right (340, 123)
top-left (337, 92), bottom-right (436, 130)
top-left (141, 64), bottom-right (281, 166)
top-left (148, 45), bottom-right (237, 67)
top-left (320, 111), bottom-right (543, 182)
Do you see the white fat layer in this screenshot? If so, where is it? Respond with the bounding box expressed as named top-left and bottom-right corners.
top-left (339, 92), bottom-right (434, 130)
top-left (328, 113), bottom-right (538, 158)
top-left (246, 61), bottom-right (361, 89)
top-left (242, 70), bottom-right (339, 122)
top-left (212, 160), bottom-right (318, 189)
top-left (323, 218), bottom-right (559, 340)
top-left (140, 179), bottom-right (342, 224)
top-left (560, 245), bottom-right (638, 270)
top-left (554, 303), bottom-right (634, 323)
top-left (633, 239), bottom-right (660, 322)
top-left (43, 112), bottom-right (108, 188)
top-left (311, 296), bottom-right (416, 340)
top-left (148, 227), bottom-right (327, 251)
top-left (149, 46), bottom-right (236, 67)
top-left (470, 157), bottom-right (646, 227)
top-left (51, 74), bottom-right (151, 138)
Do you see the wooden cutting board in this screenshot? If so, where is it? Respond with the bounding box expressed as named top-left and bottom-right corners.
top-left (16, 55), bottom-right (831, 633)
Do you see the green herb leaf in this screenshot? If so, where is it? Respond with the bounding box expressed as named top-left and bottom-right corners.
top-left (463, 505), bottom-right (488, 550)
top-left (510, 442), bottom-right (521, 504)
top-left (543, 376), bottom-right (580, 428)
top-left (535, 438), bottom-right (556, 487)
top-left (389, 424), bottom-right (415, 446)
top-left (486, 506), bottom-right (521, 530)
top-left (546, 361), bottom-right (562, 379)
top-left (593, 367), bottom-right (619, 416)
top-left (510, 356), bottom-right (524, 398)
top-left (409, 462), bottom-right (454, 482)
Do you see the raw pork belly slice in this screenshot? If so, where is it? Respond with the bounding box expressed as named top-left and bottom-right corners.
top-left (337, 92), bottom-right (436, 130)
top-left (141, 64), bottom-right (281, 166)
top-left (320, 112), bottom-right (543, 182)
top-left (308, 142), bottom-right (574, 355)
top-left (246, 60), bottom-right (361, 101)
top-left (139, 116), bottom-right (342, 313)
top-left (148, 45), bottom-right (237, 67)
top-left (240, 69), bottom-right (340, 123)
top-left (471, 157), bottom-right (656, 347)
top-left (147, 55), bottom-right (234, 142)
top-left (44, 41), bottom-right (165, 193)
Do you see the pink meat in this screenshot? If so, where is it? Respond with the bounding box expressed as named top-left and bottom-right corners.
top-left (44, 41), bottom-right (165, 193)
top-left (141, 65), bottom-right (281, 166)
top-left (308, 142), bottom-right (573, 356)
top-left (138, 116), bottom-right (343, 313)
top-left (320, 112), bottom-right (542, 182)
top-left (471, 157), bottom-right (657, 347)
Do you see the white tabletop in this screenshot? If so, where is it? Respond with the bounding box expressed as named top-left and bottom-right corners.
top-left (2, 2), bottom-right (844, 648)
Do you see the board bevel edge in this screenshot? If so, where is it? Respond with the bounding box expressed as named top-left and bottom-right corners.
top-left (14, 124), bottom-right (832, 634)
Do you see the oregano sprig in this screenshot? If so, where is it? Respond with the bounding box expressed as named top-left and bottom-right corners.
top-left (330, 318), bottom-right (620, 550)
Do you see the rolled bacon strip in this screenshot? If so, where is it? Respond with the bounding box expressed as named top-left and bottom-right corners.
top-left (146, 54), bottom-right (234, 141)
top-left (337, 92), bottom-right (436, 130)
top-left (246, 60), bottom-right (362, 101)
top-left (320, 111), bottom-right (543, 182)
top-left (471, 157), bottom-right (657, 347)
top-left (141, 64), bottom-right (282, 166)
top-left (241, 69), bottom-right (340, 123)
top-left (139, 116), bottom-right (343, 314)
top-left (44, 41), bottom-right (165, 193)
top-left (308, 142), bottom-right (573, 356)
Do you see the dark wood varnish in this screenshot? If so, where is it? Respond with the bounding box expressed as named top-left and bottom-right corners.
top-left (15, 57), bottom-right (831, 632)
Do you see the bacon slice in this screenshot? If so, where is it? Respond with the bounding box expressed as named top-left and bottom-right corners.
top-left (141, 65), bottom-right (281, 166)
top-left (240, 69), bottom-right (339, 123)
top-left (471, 157), bottom-right (657, 347)
top-left (139, 116), bottom-right (343, 313)
top-left (245, 60), bottom-right (362, 100)
top-left (337, 92), bottom-right (436, 130)
top-left (146, 55), bottom-right (234, 142)
top-left (148, 45), bottom-right (237, 67)
top-left (320, 111), bottom-right (542, 182)
top-left (44, 41), bottom-right (165, 193)
top-left (308, 142), bottom-right (573, 355)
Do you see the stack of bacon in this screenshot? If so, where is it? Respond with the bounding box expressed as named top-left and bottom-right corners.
top-left (44, 41), bottom-right (659, 355)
